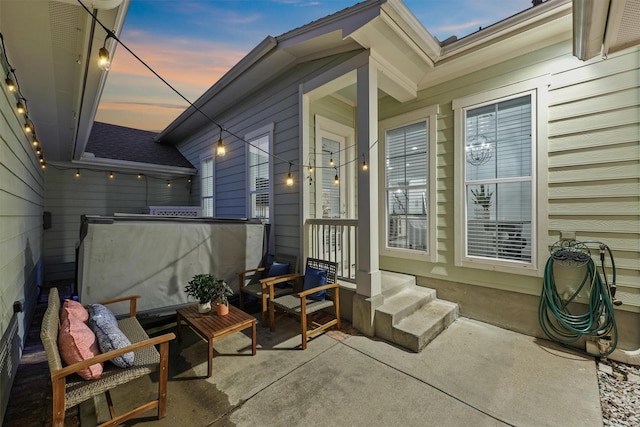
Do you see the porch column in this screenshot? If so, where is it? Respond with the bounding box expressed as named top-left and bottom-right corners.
top-left (353, 61), bottom-right (383, 336)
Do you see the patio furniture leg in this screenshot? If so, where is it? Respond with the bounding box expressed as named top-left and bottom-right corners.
top-left (158, 340), bottom-right (169, 419)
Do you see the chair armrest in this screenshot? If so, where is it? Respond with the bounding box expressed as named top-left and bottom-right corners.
top-left (237, 267), bottom-right (267, 290)
top-left (97, 295), bottom-right (141, 317)
top-left (298, 282), bottom-right (339, 298)
top-left (51, 332), bottom-right (176, 382)
top-left (264, 274), bottom-right (304, 299)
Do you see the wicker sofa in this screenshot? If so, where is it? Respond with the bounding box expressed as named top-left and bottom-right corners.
top-left (40, 287), bottom-right (175, 426)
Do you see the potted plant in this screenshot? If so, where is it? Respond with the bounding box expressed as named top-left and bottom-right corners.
top-left (213, 279), bottom-right (233, 316)
top-left (185, 274), bottom-right (217, 313)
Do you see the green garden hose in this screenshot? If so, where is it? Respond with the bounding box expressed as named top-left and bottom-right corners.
top-left (538, 241), bottom-right (618, 357)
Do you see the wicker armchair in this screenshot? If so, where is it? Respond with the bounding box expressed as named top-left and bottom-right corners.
top-left (237, 253), bottom-right (299, 324)
top-left (267, 258), bottom-right (340, 349)
top-left (40, 287), bottom-right (175, 427)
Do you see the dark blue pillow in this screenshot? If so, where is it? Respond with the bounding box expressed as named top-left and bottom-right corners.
top-left (267, 261), bottom-right (289, 277)
top-left (303, 266), bottom-right (328, 301)
top-left (268, 261), bottom-right (291, 289)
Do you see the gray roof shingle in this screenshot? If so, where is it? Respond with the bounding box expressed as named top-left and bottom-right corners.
top-left (86, 122), bottom-right (194, 168)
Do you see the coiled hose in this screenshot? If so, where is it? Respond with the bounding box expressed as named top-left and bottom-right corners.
top-left (538, 242), bottom-right (618, 357)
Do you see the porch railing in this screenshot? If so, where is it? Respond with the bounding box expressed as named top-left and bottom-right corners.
top-left (305, 218), bottom-right (358, 283)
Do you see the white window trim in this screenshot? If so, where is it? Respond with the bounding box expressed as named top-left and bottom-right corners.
top-left (452, 76), bottom-right (549, 277)
top-left (245, 123), bottom-right (274, 221)
top-left (379, 105), bottom-right (439, 262)
top-left (200, 153), bottom-right (215, 217)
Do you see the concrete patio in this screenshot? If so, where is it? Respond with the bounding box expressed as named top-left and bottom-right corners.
top-left (78, 314), bottom-right (601, 426)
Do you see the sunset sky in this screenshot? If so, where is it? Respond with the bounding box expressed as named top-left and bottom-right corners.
top-left (95, 0), bottom-right (534, 132)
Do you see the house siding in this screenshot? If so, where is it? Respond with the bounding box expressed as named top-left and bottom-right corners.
top-left (43, 167), bottom-right (193, 280)
top-left (179, 50), bottom-right (363, 258)
top-left (379, 42), bottom-right (639, 310)
top-left (0, 69), bottom-right (43, 420)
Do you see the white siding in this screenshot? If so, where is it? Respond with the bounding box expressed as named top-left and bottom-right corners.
top-left (0, 68), bottom-right (44, 420)
top-left (43, 167), bottom-right (193, 280)
top-left (380, 42), bottom-right (640, 307)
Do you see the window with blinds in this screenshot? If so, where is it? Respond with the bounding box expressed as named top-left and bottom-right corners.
top-left (464, 93), bottom-right (533, 263)
top-left (248, 133), bottom-right (270, 220)
top-left (201, 156), bottom-right (214, 216)
top-left (385, 121), bottom-right (428, 252)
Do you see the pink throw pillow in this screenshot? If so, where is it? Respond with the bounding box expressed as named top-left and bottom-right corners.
top-left (58, 314), bottom-right (103, 380)
top-left (61, 299), bottom-right (89, 323)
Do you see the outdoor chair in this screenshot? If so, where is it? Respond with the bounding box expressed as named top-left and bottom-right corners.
top-left (40, 287), bottom-right (175, 427)
top-left (237, 253), bottom-right (299, 325)
top-left (267, 257), bottom-right (340, 349)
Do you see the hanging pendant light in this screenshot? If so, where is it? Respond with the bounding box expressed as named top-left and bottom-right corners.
top-left (216, 126), bottom-right (226, 156)
top-left (286, 163), bottom-right (294, 186)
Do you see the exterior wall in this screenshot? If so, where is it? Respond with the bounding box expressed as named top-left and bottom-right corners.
top-left (43, 167), bottom-right (193, 281)
top-left (0, 67), bottom-right (44, 420)
top-left (379, 42), bottom-right (639, 334)
top-left (178, 50), bottom-right (363, 258)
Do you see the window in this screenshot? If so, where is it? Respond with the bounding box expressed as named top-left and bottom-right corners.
top-left (246, 124), bottom-right (273, 220)
top-left (453, 77), bottom-right (549, 272)
top-left (201, 156), bottom-right (214, 216)
top-left (380, 105), bottom-right (438, 259)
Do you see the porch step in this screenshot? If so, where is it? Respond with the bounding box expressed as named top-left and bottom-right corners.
top-left (375, 285), bottom-right (458, 353)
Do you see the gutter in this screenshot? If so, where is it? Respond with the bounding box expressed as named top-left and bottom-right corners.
top-left (52, 158), bottom-right (197, 176)
top-left (439, 0), bottom-right (572, 60)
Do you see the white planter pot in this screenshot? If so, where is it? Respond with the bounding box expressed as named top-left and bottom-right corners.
top-left (197, 302), bottom-right (211, 313)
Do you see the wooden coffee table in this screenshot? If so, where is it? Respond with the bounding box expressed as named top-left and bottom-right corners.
top-left (176, 304), bottom-right (256, 377)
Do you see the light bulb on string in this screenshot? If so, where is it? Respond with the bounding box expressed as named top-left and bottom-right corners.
top-left (98, 34), bottom-right (113, 71)
top-left (32, 135), bottom-right (39, 147)
top-left (216, 126), bottom-right (226, 156)
top-left (5, 75), bottom-right (15, 92)
top-left (329, 152), bottom-right (334, 167)
top-left (362, 153), bottom-right (368, 171)
top-left (137, 173), bottom-right (143, 179)
top-left (24, 120), bottom-right (32, 134)
top-left (167, 181), bottom-right (171, 188)
top-left (75, 169), bottom-right (81, 178)
top-left (35, 146), bottom-right (41, 155)
top-left (334, 168), bottom-right (339, 185)
top-left (108, 171), bottom-right (114, 179)
top-left (286, 163), bottom-right (294, 186)
top-left (41, 162), bottom-right (46, 170)
top-left (16, 100), bottom-right (25, 115)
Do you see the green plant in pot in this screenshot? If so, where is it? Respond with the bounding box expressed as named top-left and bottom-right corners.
top-left (213, 279), bottom-right (233, 316)
top-left (185, 274), bottom-right (217, 313)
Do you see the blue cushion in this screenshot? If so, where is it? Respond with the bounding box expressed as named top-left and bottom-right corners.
top-left (303, 266), bottom-right (328, 301)
top-left (267, 261), bottom-right (289, 277)
top-left (268, 261), bottom-right (291, 289)
top-left (88, 304), bottom-right (135, 368)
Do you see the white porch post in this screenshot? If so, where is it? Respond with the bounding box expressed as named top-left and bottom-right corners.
top-left (352, 61), bottom-right (383, 336)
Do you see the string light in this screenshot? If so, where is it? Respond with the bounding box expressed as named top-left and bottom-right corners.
top-left (362, 153), bottom-right (368, 171)
top-left (75, 169), bottom-right (81, 178)
top-left (137, 173), bottom-right (143, 179)
top-left (187, 176), bottom-right (192, 183)
top-left (286, 163), bottom-right (294, 186)
top-left (35, 146), bottom-right (41, 155)
top-left (334, 168), bottom-right (339, 185)
top-left (16, 100), bottom-right (25, 114)
top-left (216, 126), bottom-right (226, 156)
top-left (98, 33), bottom-right (113, 71)
top-left (24, 120), bottom-right (32, 134)
top-left (108, 171), bottom-right (114, 179)
top-left (167, 181), bottom-right (171, 188)
top-left (32, 135), bottom-right (39, 147)
top-left (5, 74), bottom-right (15, 92)
top-left (41, 162), bottom-right (46, 169)
top-left (73, 6), bottom-right (386, 190)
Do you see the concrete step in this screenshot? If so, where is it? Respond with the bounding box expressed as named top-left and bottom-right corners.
top-left (375, 287), bottom-right (436, 344)
top-left (393, 300), bottom-right (459, 352)
top-left (380, 270), bottom-right (416, 298)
